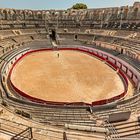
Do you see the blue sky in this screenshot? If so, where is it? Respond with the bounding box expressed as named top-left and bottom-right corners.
top-left (0, 0), bottom-right (138, 10)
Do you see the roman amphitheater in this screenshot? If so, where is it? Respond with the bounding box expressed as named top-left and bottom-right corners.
top-left (0, 2), bottom-right (140, 140)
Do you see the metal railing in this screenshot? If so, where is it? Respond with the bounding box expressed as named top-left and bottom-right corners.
top-left (11, 127), bottom-right (33, 140)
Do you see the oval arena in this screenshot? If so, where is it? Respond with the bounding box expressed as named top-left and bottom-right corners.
top-left (9, 48), bottom-right (126, 104)
top-left (0, 2), bottom-right (140, 140)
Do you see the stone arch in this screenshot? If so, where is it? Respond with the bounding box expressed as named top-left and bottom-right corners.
top-left (2, 9), bottom-right (8, 20)
top-left (0, 9), bottom-right (4, 20)
top-left (36, 11), bottom-right (42, 19)
top-left (8, 9), bottom-right (15, 20)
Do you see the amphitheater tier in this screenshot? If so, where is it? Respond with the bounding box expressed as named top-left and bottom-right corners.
top-left (10, 49), bottom-right (125, 104)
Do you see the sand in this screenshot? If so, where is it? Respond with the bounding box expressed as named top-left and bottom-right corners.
top-left (11, 50), bottom-right (125, 103)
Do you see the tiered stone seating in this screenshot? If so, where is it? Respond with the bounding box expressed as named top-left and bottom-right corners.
top-left (13, 36), bottom-right (33, 45)
top-left (107, 120), bottom-right (140, 138)
top-left (118, 54), bottom-right (140, 71)
top-left (20, 29), bottom-right (37, 35)
top-left (0, 30), bottom-right (15, 38)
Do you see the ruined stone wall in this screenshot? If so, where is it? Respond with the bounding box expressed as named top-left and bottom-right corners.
top-left (0, 2), bottom-right (139, 30)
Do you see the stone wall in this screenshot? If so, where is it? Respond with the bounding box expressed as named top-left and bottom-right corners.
top-left (0, 2), bottom-right (139, 30)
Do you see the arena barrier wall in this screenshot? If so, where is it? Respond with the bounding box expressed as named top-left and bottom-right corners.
top-left (7, 47), bottom-right (129, 106)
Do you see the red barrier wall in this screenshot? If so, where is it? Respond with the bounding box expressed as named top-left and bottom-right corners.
top-left (7, 47), bottom-right (128, 106)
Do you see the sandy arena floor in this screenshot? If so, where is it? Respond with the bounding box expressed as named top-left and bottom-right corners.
top-left (11, 50), bottom-right (125, 103)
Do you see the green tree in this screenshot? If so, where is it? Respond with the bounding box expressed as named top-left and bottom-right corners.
top-left (72, 3), bottom-right (87, 9)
